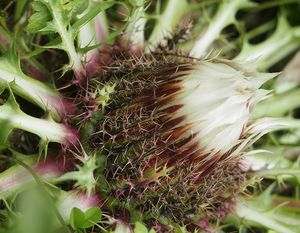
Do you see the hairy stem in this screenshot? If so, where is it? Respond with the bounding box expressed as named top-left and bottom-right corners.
top-left (190, 0), bottom-right (249, 58)
top-left (124, 0), bottom-right (146, 50)
top-left (147, 0), bottom-right (188, 51)
top-left (48, 0), bottom-right (84, 77)
top-left (0, 101), bottom-right (73, 143)
top-left (0, 58), bottom-right (65, 119)
top-left (235, 200), bottom-right (295, 233)
top-left (235, 17), bottom-right (300, 70)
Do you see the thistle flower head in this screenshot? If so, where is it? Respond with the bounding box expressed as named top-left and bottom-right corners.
top-left (92, 55), bottom-right (276, 224)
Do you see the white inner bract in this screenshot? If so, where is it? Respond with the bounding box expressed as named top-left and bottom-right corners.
top-left (165, 61), bottom-right (275, 158)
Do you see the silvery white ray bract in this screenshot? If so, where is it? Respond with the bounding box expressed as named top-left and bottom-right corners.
top-left (162, 60), bottom-right (276, 159)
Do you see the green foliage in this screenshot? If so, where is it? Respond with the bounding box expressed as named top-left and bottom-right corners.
top-left (60, 0), bottom-right (89, 16)
top-left (26, 0), bottom-right (116, 73)
top-left (55, 156), bottom-right (98, 196)
top-left (134, 222), bottom-right (155, 233)
top-left (227, 185), bottom-right (300, 233)
top-left (26, 0), bottom-right (88, 33)
top-left (0, 48), bottom-right (62, 118)
top-left (72, 1), bottom-right (115, 33)
top-left (70, 207), bottom-right (102, 230)
top-left (26, 2), bottom-right (52, 33)
top-left (26, 0), bottom-right (115, 38)
top-left (2, 1), bottom-right (300, 233)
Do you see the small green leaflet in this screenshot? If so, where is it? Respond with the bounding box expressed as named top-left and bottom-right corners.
top-left (27, 0), bottom-right (89, 33)
top-left (24, 37), bottom-right (63, 58)
top-left (60, 0), bottom-right (88, 17)
top-left (27, 0), bottom-right (116, 36)
top-left (78, 29), bottom-right (121, 53)
top-left (26, 2), bottom-right (52, 33)
top-left (70, 207), bottom-right (102, 229)
top-left (56, 156), bottom-right (98, 196)
top-left (134, 222), bottom-right (156, 233)
top-left (25, 0), bottom-right (116, 70)
top-left (72, 1), bottom-right (116, 33)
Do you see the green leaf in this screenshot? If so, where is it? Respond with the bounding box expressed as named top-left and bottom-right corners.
top-left (78, 29), bottom-right (121, 53)
top-left (72, 1), bottom-right (115, 32)
top-left (134, 222), bottom-right (148, 233)
top-left (38, 21), bottom-right (57, 33)
top-left (55, 156), bottom-right (98, 196)
top-left (48, 0), bottom-right (88, 25)
top-left (26, 2), bottom-right (52, 33)
top-left (70, 207), bottom-right (102, 229)
top-left (82, 207), bottom-right (102, 228)
top-left (63, 0), bottom-right (89, 16)
top-left (70, 207), bottom-right (85, 229)
top-left (24, 37), bottom-right (62, 58)
top-left (26, 0), bottom-right (84, 74)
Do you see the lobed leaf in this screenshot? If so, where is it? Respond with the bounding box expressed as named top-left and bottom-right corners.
top-left (72, 1), bottom-right (116, 33)
top-left (70, 207), bottom-right (102, 229)
top-left (26, 2), bottom-right (52, 33)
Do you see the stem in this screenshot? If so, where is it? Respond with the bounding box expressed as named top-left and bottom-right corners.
top-left (13, 113), bottom-right (68, 143)
top-left (0, 102), bottom-right (70, 143)
top-left (252, 89), bottom-right (300, 119)
top-left (78, 1), bottom-right (109, 49)
top-left (49, 0), bottom-right (84, 77)
top-left (220, 20), bottom-right (276, 56)
top-left (0, 157), bottom-right (101, 229)
top-left (235, 17), bottom-right (300, 70)
top-left (78, 17), bottom-right (104, 50)
top-left (260, 42), bottom-right (299, 71)
top-left (235, 200), bottom-right (295, 233)
top-left (147, 0), bottom-right (188, 52)
top-left (124, 0), bottom-right (146, 50)
top-left (95, 11), bottom-right (109, 42)
top-left (0, 155), bottom-right (72, 233)
top-left (0, 26), bottom-right (9, 50)
top-left (190, 0), bottom-right (249, 58)
top-left (0, 23), bottom-right (52, 81)
top-left (257, 168), bottom-right (300, 177)
top-left (248, 0), bottom-right (300, 11)
top-left (0, 58), bottom-right (65, 119)
top-left (273, 196), bottom-right (300, 209)
top-left (276, 118), bottom-right (300, 129)
top-left (275, 51), bottom-right (300, 94)
top-left (78, 1), bottom-right (109, 76)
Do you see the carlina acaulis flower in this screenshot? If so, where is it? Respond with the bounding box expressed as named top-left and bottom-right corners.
top-left (88, 54), bottom-right (276, 226)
